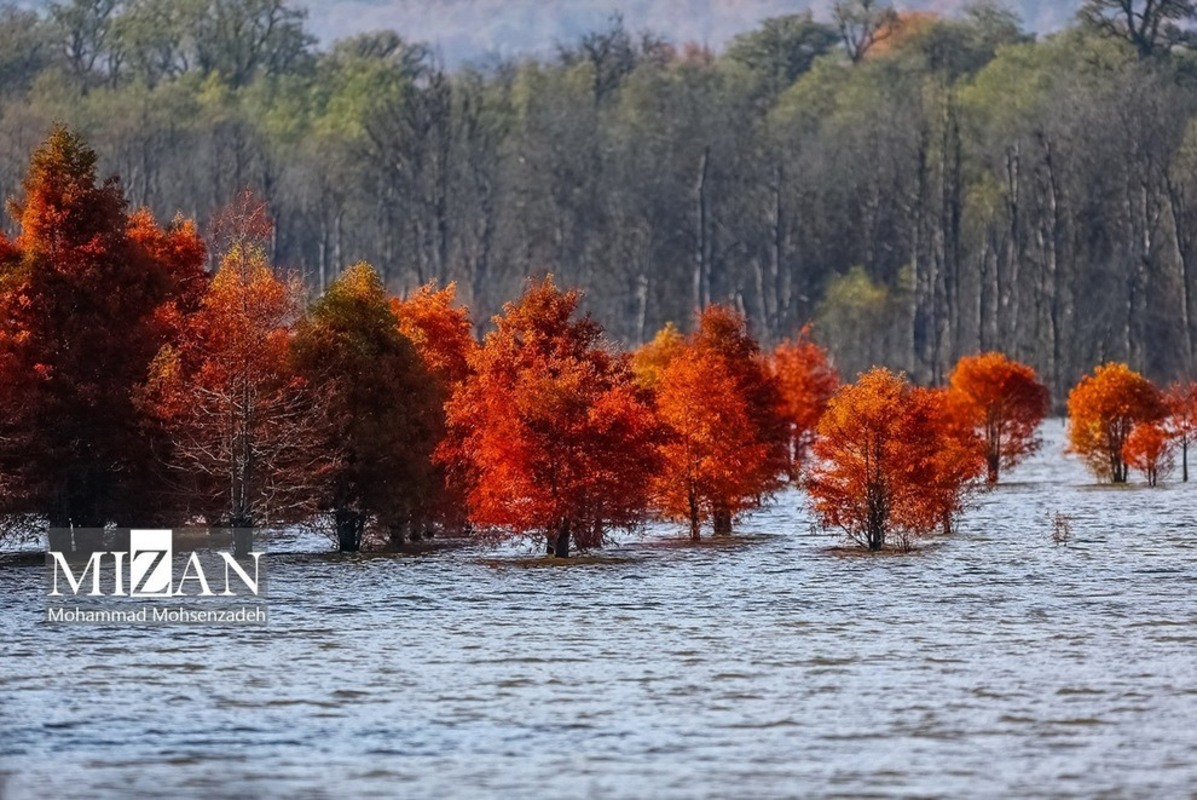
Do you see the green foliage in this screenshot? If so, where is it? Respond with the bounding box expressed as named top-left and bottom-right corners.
top-left (726, 13), bottom-right (838, 100)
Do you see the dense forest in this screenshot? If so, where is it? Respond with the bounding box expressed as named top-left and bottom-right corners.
top-left (2, 0), bottom-right (1197, 401)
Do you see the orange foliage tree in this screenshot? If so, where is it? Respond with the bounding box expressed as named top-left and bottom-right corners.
top-left (771, 328), bottom-right (839, 474)
top-left (652, 346), bottom-right (769, 539)
top-left (947, 352), bottom-right (1049, 483)
top-left (631, 322), bottom-right (685, 390)
top-left (1067, 363), bottom-right (1166, 483)
top-left (1123, 423), bottom-right (1174, 487)
top-left (391, 282), bottom-right (478, 535)
top-left (293, 265), bottom-right (442, 551)
top-left (1165, 381), bottom-right (1197, 482)
top-left (445, 277), bottom-right (662, 557)
top-left (0, 126), bottom-right (205, 528)
top-left (690, 305), bottom-right (790, 534)
top-left (806, 368), bottom-right (984, 551)
top-left (137, 231), bottom-right (323, 528)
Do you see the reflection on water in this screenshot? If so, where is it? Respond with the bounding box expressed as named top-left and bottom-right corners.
top-left (1, 421), bottom-right (1196, 798)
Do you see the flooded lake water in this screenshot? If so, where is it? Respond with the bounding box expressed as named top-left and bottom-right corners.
top-left (1, 421), bottom-right (1195, 798)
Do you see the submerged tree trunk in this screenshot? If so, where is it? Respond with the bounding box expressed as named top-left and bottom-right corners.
top-left (712, 507), bottom-right (732, 537)
top-left (866, 523), bottom-right (884, 552)
top-left (688, 488), bottom-right (701, 541)
top-left (551, 520), bottom-right (571, 558)
top-left (336, 508), bottom-right (365, 552)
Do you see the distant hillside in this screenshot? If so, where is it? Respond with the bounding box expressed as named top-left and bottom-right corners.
top-left (300, 0), bottom-right (1078, 64)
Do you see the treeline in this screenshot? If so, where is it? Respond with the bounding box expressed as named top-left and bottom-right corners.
top-left (3, 0), bottom-right (1197, 400)
top-left (2, 129), bottom-right (1196, 554)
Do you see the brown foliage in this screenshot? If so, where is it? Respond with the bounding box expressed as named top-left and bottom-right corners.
top-left (137, 243), bottom-right (325, 527)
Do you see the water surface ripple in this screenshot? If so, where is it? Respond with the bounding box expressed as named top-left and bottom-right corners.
top-left (2, 422), bottom-right (1195, 798)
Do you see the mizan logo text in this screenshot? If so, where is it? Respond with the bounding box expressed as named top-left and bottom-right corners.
top-left (49, 530), bottom-right (263, 598)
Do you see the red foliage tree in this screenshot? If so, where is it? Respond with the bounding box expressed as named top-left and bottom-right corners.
top-left (771, 327), bottom-right (839, 474)
top-left (1123, 422), bottom-right (1174, 487)
top-left (1165, 381), bottom-right (1197, 482)
top-left (0, 126), bottom-right (205, 528)
top-left (1067, 363), bottom-right (1166, 483)
top-left (806, 368), bottom-right (984, 551)
top-left (392, 282), bottom-right (477, 389)
top-left (947, 352), bottom-right (1049, 483)
top-left (691, 305), bottom-right (790, 534)
top-left (293, 264), bottom-right (441, 551)
top-left (137, 238), bottom-right (323, 528)
top-left (391, 282), bottom-right (478, 536)
top-left (444, 277), bottom-right (661, 557)
top-left (651, 346), bottom-right (770, 539)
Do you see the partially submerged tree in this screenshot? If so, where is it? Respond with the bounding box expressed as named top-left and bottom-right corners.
top-left (293, 264), bottom-right (441, 551)
top-left (1165, 381), bottom-right (1197, 481)
top-left (137, 216), bottom-right (322, 528)
top-left (1123, 422), bottom-right (1174, 486)
top-left (947, 352), bottom-right (1050, 483)
top-left (806, 368), bottom-right (983, 551)
top-left (771, 328), bottom-right (839, 475)
top-left (1067, 363), bottom-right (1166, 483)
top-left (691, 305), bottom-right (790, 534)
top-left (392, 282), bottom-right (478, 536)
top-left (651, 345), bottom-right (770, 540)
top-left (0, 126), bottom-right (204, 528)
top-left (445, 277), bottom-right (661, 557)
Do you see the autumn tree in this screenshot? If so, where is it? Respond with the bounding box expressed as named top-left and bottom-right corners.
top-left (293, 264), bottom-right (441, 551)
top-left (0, 126), bottom-right (204, 528)
top-left (137, 214), bottom-right (322, 528)
top-left (771, 328), bottom-right (839, 474)
top-left (445, 277), bottom-right (661, 557)
top-left (1123, 422), bottom-right (1174, 486)
top-left (947, 352), bottom-right (1050, 483)
top-left (631, 322), bottom-right (685, 390)
top-left (806, 368), bottom-right (984, 551)
top-left (391, 282), bottom-right (478, 536)
top-left (652, 346), bottom-right (770, 540)
top-left (691, 305), bottom-right (790, 534)
top-left (833, 0), bottom-right (899, 63)
top-left (1165, 381), bottom-right (1197, 481)
top-left (1067, 363), bottom-right (1166, 483)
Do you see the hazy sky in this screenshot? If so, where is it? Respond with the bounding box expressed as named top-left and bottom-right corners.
top-left (302, 0), bottom-right (1072, 65)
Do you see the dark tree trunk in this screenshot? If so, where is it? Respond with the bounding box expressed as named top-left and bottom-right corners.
top-left (552, 521), bottom-right (571, 558)
top-left (688, 488), bottom-right (701, 541)
top-left (712, 507), bottom-right (732, 537)
top-left (233, 529), bottom-right (253, 558)
top-left (867, 524), bottom-right (884, 552)
top-left (336, 509), bottom-right (365, 552)
top-left (986, 452), bottom-right (1000, 484)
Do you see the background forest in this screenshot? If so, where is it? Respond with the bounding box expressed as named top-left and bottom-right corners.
top-left (2, 0), bottom-right (1197, 401)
